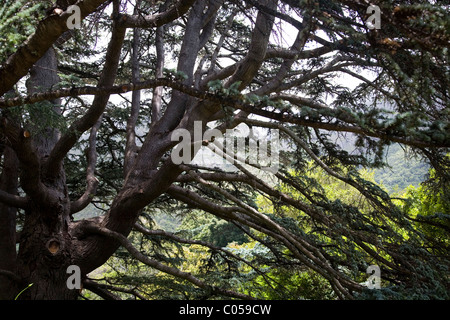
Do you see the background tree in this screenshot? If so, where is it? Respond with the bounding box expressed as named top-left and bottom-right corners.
top-left (0, 0), bottom-right (448, 299)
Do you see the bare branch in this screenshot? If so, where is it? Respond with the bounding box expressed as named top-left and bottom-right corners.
top-left (175, 171), bottom-right (250, 183)
top-left (124, 3), bottom-right (143, 177)
top-left (0, 190), bottom-right (29, 209)
top-left (70, 116), bottom-right (102, 214)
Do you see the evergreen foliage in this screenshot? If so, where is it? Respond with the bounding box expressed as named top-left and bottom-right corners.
top-left (0, 0), bottom-right (448, 300)
top-left (0, 0), bottom-right (49, 62)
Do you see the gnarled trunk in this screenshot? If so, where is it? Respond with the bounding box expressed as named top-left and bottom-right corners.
top-left (16, 209), bottom-right (76, 300)
top-left (12, 48), bottom-right (76, 300)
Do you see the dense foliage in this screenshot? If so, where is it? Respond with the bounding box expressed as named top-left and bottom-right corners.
top-left (81, 161), bottom-right (447, 300)
top-left (0, 0), bottom-right (448, 300)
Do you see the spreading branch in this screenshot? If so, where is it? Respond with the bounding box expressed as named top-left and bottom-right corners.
top-left (82, 223), bottom-right (254, 300)
top-left (1, 78), bottom-right (447, 150)
top-left (0, 0), bottom-right (110, 97)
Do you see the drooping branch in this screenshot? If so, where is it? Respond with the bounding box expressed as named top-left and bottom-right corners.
top-left (237, 119), bottom-right (417, 272)
top-left (176, 171), bottom-right (250, 184)
top-left (242, 118), bottom-right (394, 210)
top-left (186, 169), bottom-right (360, 295)
top-left (133, 221), bottom-right (280, 289)
top-left (204, 140), bottom-right (329, 223)
top-left (167, 185), bottom-right (243, 221)
top-left (83, 279), bottom-right (147, 300)
top-left (82, 223), bottom-right (254, 300)
top-left (169, 173), bottom-right (360, 299)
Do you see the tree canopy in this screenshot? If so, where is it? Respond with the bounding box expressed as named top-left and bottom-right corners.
top-left (0, 0), bottom-right (449, 300)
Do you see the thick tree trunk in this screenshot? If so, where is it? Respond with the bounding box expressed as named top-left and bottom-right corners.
top-left (0, 147), bottom-right (19, 300)
top-left (15, 211), bottom-right (77, 300)
top-left (12, 48), bottom-right (76, 300)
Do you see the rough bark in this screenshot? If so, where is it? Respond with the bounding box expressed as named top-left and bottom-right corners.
top-left (8, 48), bottom-right (75, 299)
top-left (0, 147), bottom-right (19, 300)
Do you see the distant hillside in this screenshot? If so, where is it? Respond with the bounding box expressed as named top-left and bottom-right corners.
top-left (332, 129), bottom-right (429, 193)
top-left (373, 143), bottom-right (429, 193)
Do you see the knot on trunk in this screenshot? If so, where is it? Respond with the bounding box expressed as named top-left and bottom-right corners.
top-left (46, 238), bottom-right (61, 255)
